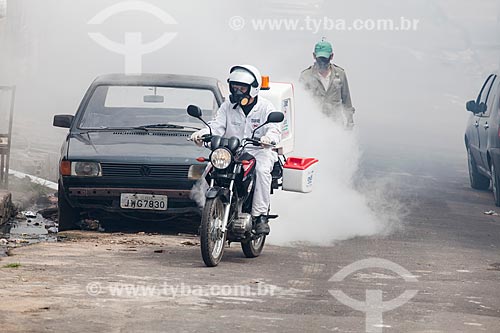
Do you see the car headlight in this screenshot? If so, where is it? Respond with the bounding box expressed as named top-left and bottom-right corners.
top-left (188, 164), bottom-right (206, 180)
top-left (71, 162), bottom-right (102, 176)
top-left (210, 148), bottom-right (232, 170)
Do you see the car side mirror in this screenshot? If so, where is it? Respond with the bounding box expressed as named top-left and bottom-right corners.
top-left (266, 112), bottom-right (284, 124)
top-left (466, 100), bottom-right (477, 113)
top-left (53, 114), bottom-right (74, 128)
top-left (187, 105), bottom-right (203, 118)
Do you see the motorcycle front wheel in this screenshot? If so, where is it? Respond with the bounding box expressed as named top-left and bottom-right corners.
top-left (241, 235), bottom-right (266, 258)
top-left (200, 197), bottom-right (227, 267)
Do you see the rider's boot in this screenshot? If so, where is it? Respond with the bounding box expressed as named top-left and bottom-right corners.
top-left (254, 215), bottom-right (270, 235)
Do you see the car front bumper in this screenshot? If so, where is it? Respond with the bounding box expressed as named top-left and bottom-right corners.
top-left (64, 184), bottom-right (201, 216)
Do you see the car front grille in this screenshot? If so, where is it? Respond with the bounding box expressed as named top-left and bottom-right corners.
top-left (101, 163), bottom-right (190, 179)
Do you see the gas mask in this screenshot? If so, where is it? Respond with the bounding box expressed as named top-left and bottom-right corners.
top-left (229, 84), bottom-right (251, 106)
top-left (316, 57), bottom-right (330, 70)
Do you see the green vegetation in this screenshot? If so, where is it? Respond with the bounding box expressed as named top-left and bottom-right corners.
top-left (3, 262), bottom-right (21, 268)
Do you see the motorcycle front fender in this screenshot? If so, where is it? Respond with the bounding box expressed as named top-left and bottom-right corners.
top-left (205, 186), bottom-right (231, 203)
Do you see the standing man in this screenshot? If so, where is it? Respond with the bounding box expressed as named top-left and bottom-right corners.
top-left (299, 40), bottom-right (355, 128)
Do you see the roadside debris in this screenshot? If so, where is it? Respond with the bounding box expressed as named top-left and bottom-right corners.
top-left (13, 239), bottom-right (30, 244)
top-left (44, 220), bottom-right (56, 229)
top-left (1, 208), bottom-right (59, 250)
top-left (181, 240), bottom-right (199, 246)
top-left (80, 219), bottom-right (100, 231)
top-left (38, 206), bottom-right (58, 220)
top-left (23, 211), bottom-right (37, 219)
top-left (488, 263), bottom-right (500, 271)
top-left (483, 210), bottom-right (499, 216)
top-left (0, 178), bottom-right (61, 252)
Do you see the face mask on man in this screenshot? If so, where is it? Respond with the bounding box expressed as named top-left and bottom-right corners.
top-left (316, 57), bottom-right (330, 70)
top-left (229, 83), bottom-right (251, 106)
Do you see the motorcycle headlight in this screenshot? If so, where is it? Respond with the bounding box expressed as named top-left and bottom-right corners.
top-left (210, 148), bottom-right (232, 170)
top-left (71, 162), bottom-right (102, 176)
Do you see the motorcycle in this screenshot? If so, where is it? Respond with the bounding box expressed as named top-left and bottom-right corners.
top-left (187, 104), bottom-right (285, 267)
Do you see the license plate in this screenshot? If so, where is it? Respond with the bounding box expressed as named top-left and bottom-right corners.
top-left (120, 193), bottom-right (168, 211)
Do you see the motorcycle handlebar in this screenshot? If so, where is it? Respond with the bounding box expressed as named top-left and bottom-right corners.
top-left (248, 137), bottom-right (277, 147)
top-left (188, 134), bottom-right (276, 147)
top-left (186, 133), bottom-right (212, 142)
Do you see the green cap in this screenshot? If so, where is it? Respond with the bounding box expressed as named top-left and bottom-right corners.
top-left (314, 41), bottom-right (333, 58)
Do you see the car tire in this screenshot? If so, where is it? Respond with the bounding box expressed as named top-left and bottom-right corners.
top-left (467, 147), bottom-right (489, 190)
top-left (57, 182), bottom-right (81, 231)
top-left (491, 163), bottom-right (500, 207)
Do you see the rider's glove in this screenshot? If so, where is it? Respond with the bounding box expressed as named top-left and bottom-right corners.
top-left (260, 135), bottom-right (273, 146)
top-left (191, 128), bottom-right (209, 147)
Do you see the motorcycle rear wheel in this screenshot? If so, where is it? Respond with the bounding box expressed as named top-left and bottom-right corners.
top-left (241, 235), bottom-right (266, 258)
top-left (200, 197), bottom-right (227, 267)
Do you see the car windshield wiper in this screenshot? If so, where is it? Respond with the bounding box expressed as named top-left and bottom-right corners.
top-left (133, 123), bottom-right (201, 131)
top-left (136, 123), bottom-right (184, 129)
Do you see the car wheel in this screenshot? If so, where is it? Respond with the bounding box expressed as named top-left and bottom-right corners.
top-left (467, 147), bottom-right (489, 190)
top-left (491, 163), bottom-right (500, 207)
top-left (57, 182), bottom-right (81, 231)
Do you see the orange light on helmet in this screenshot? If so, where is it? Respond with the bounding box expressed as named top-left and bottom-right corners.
top-left (60, 160), bottom-right (71, 176)
top-left (261, 76), bottom-right (270, 90)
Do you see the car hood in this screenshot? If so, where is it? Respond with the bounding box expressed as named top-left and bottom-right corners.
top-left (67, 130), bottom-right (206, 164)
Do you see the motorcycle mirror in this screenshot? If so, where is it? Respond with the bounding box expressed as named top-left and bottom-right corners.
top-left (187, 104), bottom-right (212, 136)
top-left (187, 105), bottom-right (203, 118)
top-left (251, 112), bottom-right (284, 139)
top-left (266, 112), bottom-right (285, 123)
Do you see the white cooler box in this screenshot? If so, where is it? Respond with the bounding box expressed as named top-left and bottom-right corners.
top-left (282, 157), bottom-right (319, 193)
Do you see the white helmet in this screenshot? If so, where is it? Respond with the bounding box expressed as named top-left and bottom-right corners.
top-left (228, 65), bottom-right (262, 98)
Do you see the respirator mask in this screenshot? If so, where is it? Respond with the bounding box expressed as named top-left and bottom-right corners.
top-left (229, 83), bottom-right (251, 106)
top-left (316, 56), bottom-right (330, 70)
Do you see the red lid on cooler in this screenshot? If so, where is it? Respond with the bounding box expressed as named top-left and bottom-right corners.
top-left (283, 157), bottom-right (319, 170)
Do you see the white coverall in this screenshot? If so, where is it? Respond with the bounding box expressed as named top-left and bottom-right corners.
top-left (207, 97), bottom-right (282, 217)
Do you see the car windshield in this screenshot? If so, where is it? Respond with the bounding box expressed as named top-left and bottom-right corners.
top-left (79, 85), bottom-right (218, 129)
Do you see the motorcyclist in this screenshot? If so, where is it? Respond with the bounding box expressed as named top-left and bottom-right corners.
top-left (190, 65), bottom-right (282, 235)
